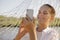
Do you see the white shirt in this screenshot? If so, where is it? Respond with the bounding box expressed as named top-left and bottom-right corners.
top-left (21, 27), bottom-right (59, 40)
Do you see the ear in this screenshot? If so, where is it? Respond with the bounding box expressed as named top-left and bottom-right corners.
top-left (50, 16), bottom-right (55, 22)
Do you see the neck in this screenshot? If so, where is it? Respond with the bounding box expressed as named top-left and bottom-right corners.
top-left (37, 23), bottom-right (49, 32)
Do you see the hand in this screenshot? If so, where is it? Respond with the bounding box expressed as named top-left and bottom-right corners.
top-left (23, 17), bottom-right (36, 32)
top-left (20, 17), bottom-right (35, 32)
top-left (19, 17), bottom-right (27, 32)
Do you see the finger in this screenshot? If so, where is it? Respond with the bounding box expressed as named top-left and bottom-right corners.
top-left (26, 14), bottom-right (30, 21)
top-left (32, 17), bottom-right (35, 23)
top-left (23, 18), bottom-right (29, 24)
top-left (20, 18), bottom-right (27, 25)
top-left (26, 16), bottom-right (32, 21)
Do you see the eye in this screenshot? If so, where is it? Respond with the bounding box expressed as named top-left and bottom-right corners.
top-left (43, 11), bottom-right (48, 15)
top-left (44, 12), bottom-right (48, 15)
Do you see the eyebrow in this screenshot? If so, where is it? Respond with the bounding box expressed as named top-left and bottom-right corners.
top-left (43, 11), bottom-right (47, 13)
top-left (39, 10), bottom-right (47, 13)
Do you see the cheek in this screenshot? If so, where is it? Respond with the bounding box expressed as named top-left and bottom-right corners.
top-left (37, 14), bottom-right (50, 21)
top-left (44, 15), bottom-right (51, 21)
top-left (39, 14), bottom-right (50, 21)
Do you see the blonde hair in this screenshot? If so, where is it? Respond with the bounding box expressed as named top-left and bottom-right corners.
top-left (43, 4), bottom-right (55, 17)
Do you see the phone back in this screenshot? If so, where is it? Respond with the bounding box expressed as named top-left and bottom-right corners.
top-left (26, 9), bottom-right (33, 20)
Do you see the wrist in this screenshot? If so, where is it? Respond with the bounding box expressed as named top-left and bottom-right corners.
top-left (29, 29), bottom-right (37, 40)
top-left (29, 29), bottom-right (36, 33)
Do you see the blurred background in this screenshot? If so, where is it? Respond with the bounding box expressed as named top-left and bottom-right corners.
top-left (0, 0), bottom-right (60, 40)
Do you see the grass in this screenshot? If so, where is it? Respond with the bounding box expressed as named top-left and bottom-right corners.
top-left (0, 15), bottom-right (60, 27)
top-left (0, 15), bottom-right (21, 27)
top-left (49, 18), bottom-right (60, 27)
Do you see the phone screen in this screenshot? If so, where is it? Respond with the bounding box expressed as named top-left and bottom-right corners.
top-left (26, 9), bottom-right (33, 21)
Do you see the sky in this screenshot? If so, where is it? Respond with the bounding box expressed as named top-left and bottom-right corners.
top-left (0, 0), bottom-right (60, 18)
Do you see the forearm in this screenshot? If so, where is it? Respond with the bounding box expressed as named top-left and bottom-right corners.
top-left (14, 30), bottom-right (27, 40)
top-left (29, 30), bottom-right (37, 40)
top-left (19, 30), bottom-right (27, 39)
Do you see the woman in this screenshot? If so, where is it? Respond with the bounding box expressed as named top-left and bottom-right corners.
top-left (14, 4), bottom-right (59, 40)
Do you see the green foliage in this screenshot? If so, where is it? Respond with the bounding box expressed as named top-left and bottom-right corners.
top-left (0, 15), bottom-right (21, 27)
top-left (49, 18), bottom-right (60, 27)
top-left (0, 15), bottom-right (60, 27)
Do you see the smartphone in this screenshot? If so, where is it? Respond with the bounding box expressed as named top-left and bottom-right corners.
top-left (26, 9), bottom-right (34, 21)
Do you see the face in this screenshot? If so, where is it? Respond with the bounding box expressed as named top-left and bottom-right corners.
top-left (37, 6), bottom-right (51, 24)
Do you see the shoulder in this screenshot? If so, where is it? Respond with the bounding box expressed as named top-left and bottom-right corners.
top-left (42, 27), bottom-right (59, 40)
top-left (48, 27), bottom-right (58, 35)
top-left (46, 27), bottom-right (59, 39)
top-left (46, 27), bottom-right (58, 36)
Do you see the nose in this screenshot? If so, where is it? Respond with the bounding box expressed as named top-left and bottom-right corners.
top-left (38, 13), bottom-right (42, 19)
